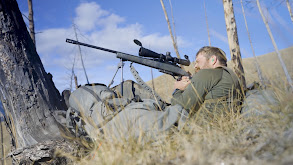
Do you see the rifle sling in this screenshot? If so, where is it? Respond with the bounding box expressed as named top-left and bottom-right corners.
top-left (129, 63), bottom-right (165, 108)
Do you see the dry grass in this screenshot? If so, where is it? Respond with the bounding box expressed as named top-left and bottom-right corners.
top-left (58, 47), bottom-right (293, 165)
top-left (57, 82), bottom-right (293, 165)
top-left (1, 47), bottom-right (292, 165)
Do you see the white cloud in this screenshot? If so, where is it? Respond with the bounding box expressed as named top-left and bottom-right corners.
top-left (74, 2), bottom-right (109, 32)
top-left (97, 13), bottom-right (125, 28)
top-left (36, 28), bottom-right (75, 68)
top-left (87, 23), bottom-right (143, 53)
top-left (36, 2), bottom-right (188, 92)
top-left (210, 29), bottom-right (228, 44)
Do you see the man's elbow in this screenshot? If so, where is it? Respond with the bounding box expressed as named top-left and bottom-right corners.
top-left (171, 97), bottom-right (180, 106)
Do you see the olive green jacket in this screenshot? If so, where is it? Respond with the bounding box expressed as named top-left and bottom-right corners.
top-left (171, 67), bottom-right (242, 114)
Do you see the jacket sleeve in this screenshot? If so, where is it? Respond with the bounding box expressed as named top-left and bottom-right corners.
top-left (171, 69), bottom-right (222, 112)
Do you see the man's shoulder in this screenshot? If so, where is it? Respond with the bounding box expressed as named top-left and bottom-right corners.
top-left (195, 68), bottom-right (223, 76)
top-left (221, 67), bottom-right (241, 85)
top-left (192, 68), bottom-right (223, 81)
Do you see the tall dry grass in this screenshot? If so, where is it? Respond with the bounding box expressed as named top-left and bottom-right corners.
top-left (56, 82), bottom-right (293, 165)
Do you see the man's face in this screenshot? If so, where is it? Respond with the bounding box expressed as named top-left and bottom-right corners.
top-left (194, 53), bottom-right (211, 71)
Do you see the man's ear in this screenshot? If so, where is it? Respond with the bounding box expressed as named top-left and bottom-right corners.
top-left (211, 55), bottom-right (217, 64)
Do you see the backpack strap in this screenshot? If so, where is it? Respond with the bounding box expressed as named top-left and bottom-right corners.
top-left (79, 86), bottom-right (102, 102)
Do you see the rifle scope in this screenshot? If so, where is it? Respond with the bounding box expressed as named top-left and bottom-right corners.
top-left (138, 47), bottom-right (190, 66)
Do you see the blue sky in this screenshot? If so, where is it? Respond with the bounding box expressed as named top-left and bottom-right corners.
top-left (15, 0), bottom-right (293, 92)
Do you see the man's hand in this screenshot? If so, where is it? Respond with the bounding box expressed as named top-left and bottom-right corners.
top-left (174, 76), bottom-right (191, 91)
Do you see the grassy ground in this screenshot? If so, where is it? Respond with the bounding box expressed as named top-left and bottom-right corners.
top-left (1, 47), bottom-right (292, 164)
top-left (58, 84), bottom-right (293, 165)
top-left (61, 47), bottom-right (293, 164)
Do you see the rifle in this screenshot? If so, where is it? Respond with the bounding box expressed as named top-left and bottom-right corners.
top-left (65, 39), bottom-right (190, 77)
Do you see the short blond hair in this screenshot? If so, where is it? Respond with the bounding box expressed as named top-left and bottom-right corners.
top-left (196, 46), bottom-right (227, 66)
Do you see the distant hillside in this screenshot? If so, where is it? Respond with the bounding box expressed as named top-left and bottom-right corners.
top-left (147, 46), bottom-right (293, 102)
top-left (239, 46), bottom-right (293, 86)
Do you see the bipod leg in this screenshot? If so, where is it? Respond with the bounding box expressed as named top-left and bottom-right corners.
top-left (108, 60), bottom-right (124, 88)
top-left (120, 59), bottom-right (125, 96)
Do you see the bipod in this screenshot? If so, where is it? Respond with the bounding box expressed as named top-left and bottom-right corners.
top-left (108, 59), bottom-right (125, 96)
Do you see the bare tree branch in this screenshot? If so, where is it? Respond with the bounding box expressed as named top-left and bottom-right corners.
top-left (286, 0), bottom-right (293, 23)
top-left (160, 0), bottom-right (181, 60)
top-left (256, 0), bottom-right (293, 90)
top-left (240, 0), bottom-right (267, 87)
top-left (204, 0), bottom-right (211, 46)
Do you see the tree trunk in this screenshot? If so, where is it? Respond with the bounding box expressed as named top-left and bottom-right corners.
top-left (0, 0), bottom-right (66, 148)
top-left (222, 0), bottom-right (246, 89)
top-left (27, 0), bottom-right (35, 45)
top-left (287, 0), bottom-right (293, 23)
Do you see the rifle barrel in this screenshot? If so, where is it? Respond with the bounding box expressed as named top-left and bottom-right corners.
top-left (66, 39), bottom-right (118, 54)
top-left (65, 38), bottom-right (189, 77)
